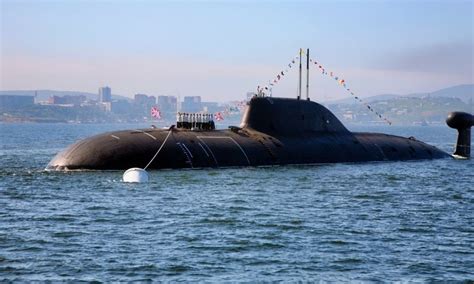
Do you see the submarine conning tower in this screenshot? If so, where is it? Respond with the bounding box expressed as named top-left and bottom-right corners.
top-left (239, 96), bottom-right (349, 136)
top-left (446, 111), bottom-right (473, 158)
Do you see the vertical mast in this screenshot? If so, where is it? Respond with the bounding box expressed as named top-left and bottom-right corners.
top-left (269, 80), bottom-right (272, 97)
top-left (306, 48), bottom-right (310, 101)
top-left (298, 48), bottom-right (302, 100)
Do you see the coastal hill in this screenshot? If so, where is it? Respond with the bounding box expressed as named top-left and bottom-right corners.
top-left (325, 84), bottom-right (473, 105)
top-left (421, 84), bottom-right (473, 103)
top-left (325, 84), bottom-right (473, 125)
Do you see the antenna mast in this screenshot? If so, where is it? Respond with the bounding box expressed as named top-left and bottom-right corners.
top-left (269, 80), bottom-right (273, 97)
top-left (306, 48), bottom-right (310, 100)
top-left (298, 48), bottom-right (302, 100)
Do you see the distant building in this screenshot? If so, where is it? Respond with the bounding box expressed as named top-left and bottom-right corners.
top-left (134, 94), bottom-right (149, 105)
top-left (111, 100), bottom-right (131, 114)
top-left (98, 86), bottom-right (112, 102)
top-left (157, 96), bottom-right (177, 113)
top-left (182, 96), bottom-right (202, 112)
top-left (0, 95), bottom-right (35, 109)
top-left (99, 102), bottom-right (112, 112)
top-left (201, 102), bottom-right (219, 113)
top-left (133, 94), bottom-right (157, 118)
top-left (48, 95), bottom-right (86, 106)
top-left (343, 111), bottom-right (355, 120)
top-left (148, 96), bottom-right (156, 106)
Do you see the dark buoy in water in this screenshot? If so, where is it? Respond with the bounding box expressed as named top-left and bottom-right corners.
top-left (446, 112), bottom-right (473, 159)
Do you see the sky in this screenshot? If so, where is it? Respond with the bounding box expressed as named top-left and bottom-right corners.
top-left (1, 0), bottom-right (473, 102)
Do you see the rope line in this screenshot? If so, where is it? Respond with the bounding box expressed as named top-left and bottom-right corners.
top-left (144, 129), bottom-right (173, 170)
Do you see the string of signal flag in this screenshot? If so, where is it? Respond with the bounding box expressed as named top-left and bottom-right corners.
top-left (258, 50), bottom-right (392, 125)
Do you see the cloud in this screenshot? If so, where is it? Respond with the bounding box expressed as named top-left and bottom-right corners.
top-left (376, 41), bottom-right (473, 78)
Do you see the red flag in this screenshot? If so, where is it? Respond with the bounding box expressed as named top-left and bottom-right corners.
top-left (215, 112), bottom-right (224, 121)
top-left (151, 106), bottom-right (161, 119)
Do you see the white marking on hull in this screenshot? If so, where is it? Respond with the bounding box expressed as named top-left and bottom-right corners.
top-left (176, 142), bottom-right (193, 168)
top-left (181, 143), bottom-right (193, 158)
top-left (198, 142), bottom-right (210, 157)
top-left (196, 138), bottom-right (218, 166)
top-left (197, 136), bottom-right (251, 166)
top-left (134, 129), bottom-right (157, 140)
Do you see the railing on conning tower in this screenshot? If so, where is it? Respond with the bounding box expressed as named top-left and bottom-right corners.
top-left (176, 112), bottom-right (216, 130)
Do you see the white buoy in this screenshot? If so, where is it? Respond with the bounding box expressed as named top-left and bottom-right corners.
top-left (123, 129), bottom-right (172, 183)
top-left (123, 168), bottom-right (149, 183)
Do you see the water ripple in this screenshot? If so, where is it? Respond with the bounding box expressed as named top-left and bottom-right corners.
top-left (1, 124), bottom-right (473, 281)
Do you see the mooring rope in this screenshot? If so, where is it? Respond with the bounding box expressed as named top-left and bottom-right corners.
top-left (143, 129), bottom-right (173, 170)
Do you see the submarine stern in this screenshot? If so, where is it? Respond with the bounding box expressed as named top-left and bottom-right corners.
top-left (446, 111), bottom-right (473, 159)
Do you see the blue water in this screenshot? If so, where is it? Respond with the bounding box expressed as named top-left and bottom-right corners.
top-left (0, 122), bottom-right (473, 281)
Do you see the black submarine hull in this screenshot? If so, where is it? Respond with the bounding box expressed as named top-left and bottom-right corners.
top-left (47, 128), bottom-right (449, 170)
top-left (47, 97), bottom-right (451, 171)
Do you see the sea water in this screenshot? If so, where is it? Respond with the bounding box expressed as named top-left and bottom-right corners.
top-left (0, 122), bottom-right (472, 281)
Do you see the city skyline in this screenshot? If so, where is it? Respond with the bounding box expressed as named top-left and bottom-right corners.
top-left (1, 0), bottom-right (473, 102)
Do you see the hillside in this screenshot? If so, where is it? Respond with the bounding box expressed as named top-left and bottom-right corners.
top-left (327, 95), bottom-right (472, 125)
top-left (325, 84), bottom-right (473, 105)
top-left (325, 94), bottom-right (401, 105)
top-left (409, 84), bottom-right (473, 103)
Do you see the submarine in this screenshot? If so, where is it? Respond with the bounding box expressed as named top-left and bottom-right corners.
top-left (46, 96), bottom-right (472, 171)
top-left (47, 50), bottom-right (473, 171)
